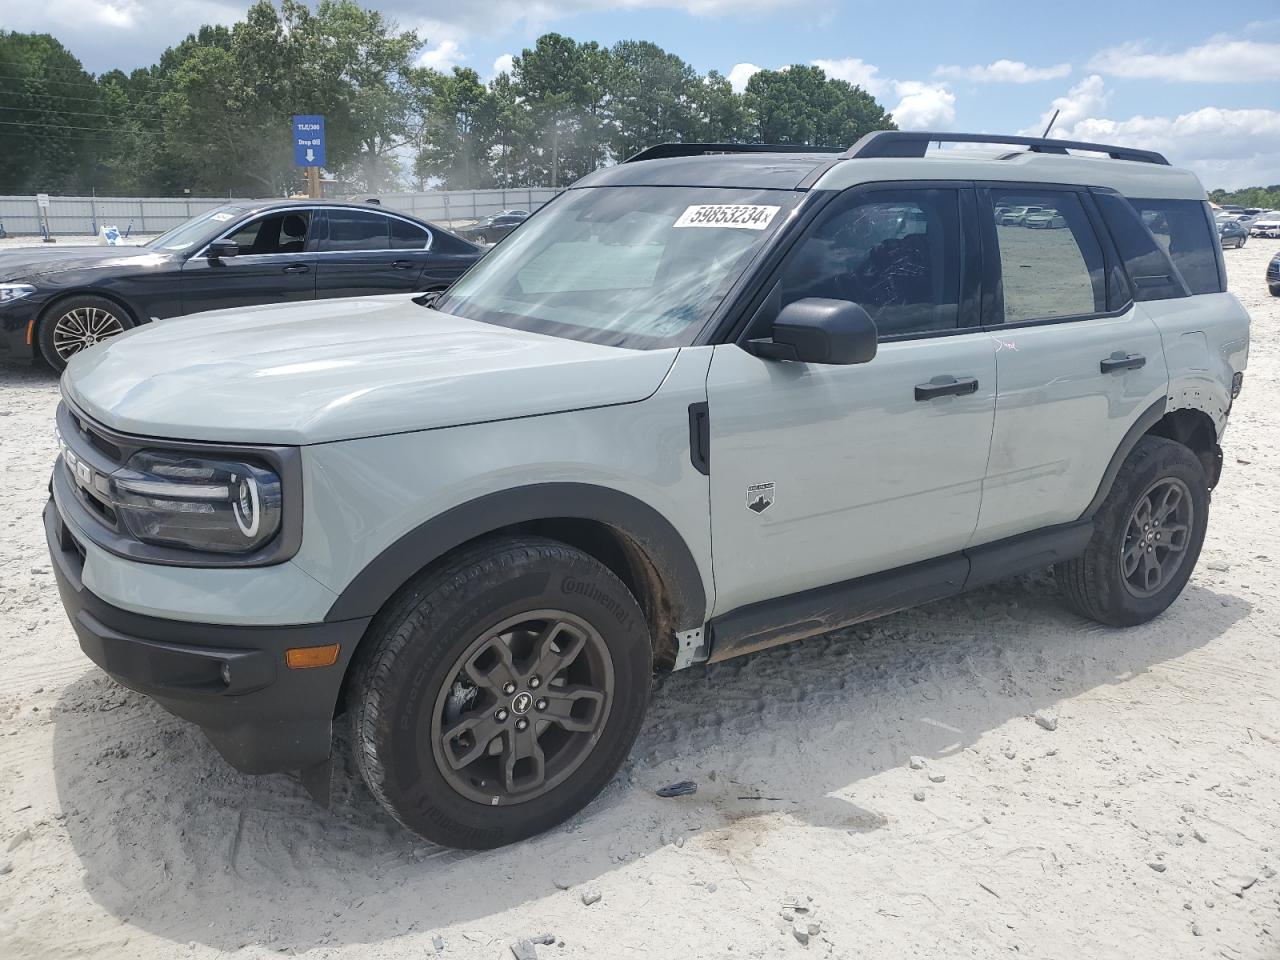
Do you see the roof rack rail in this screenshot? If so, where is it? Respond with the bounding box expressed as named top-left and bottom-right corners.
top-left (844, 131), bottom-right (1169, 166)
top-left (625, 142), bottom-right (844, 163)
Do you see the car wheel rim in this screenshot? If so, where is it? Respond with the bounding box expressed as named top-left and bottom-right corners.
top-left (52, 306), bottom-right (125, 361)
top-left (429, 609), bottom-right (614, 806)
top-left (1120, 477), bottom-right (1194, 599)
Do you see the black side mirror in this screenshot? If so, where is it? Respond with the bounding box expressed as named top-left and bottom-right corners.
top-left (207, 239), bottom-right (239, 259)
top-left (746, 297), bottom-right (878, 365)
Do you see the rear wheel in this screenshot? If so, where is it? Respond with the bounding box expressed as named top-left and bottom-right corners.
top-left (1055, 436), bottom-right (1208, 626)
top-left (38, 295), bottom-right (134, 372)
top-left (349, 537), bottom-right (652, 849)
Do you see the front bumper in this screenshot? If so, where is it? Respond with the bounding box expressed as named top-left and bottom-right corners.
top-left (0, 298), bottom-right (39, 359)
top-left (45, 499), bottom-right (371, 774)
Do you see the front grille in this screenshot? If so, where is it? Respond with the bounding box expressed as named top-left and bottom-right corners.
top-left (56, 401), bottom-right (126, 534)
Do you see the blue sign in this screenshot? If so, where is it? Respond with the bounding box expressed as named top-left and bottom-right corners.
top-left (292, 115), bottom-right (326, 167)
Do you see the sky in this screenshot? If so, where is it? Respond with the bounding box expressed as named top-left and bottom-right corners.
top-left (8, 0), bottom-right (1280, 189)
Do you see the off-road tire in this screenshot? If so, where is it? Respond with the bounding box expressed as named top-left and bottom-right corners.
top-left (38, 294), bottom-right (135, 372)
top-left (349, 536), bottom-right (652, 849)
top-left (1055, 436), bottom-right (1209, 626)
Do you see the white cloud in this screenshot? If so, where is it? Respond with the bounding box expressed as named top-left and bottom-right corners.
top-left (1022, 76), bottom-right (1280, 190)
top-left (811, 57), bottom-right (954, 130)
top-left (811, 57), bottom-right (889, 97)
top-left (1088, 37), bottom-right (1280, 82)
top-left (1022, 73), bottom-right (1109, 137)
top-left (491, 53), bottom-right (515, 77)
top-left (935, 59), bottom-right (1071, 84)
top-left (890, 81), bottom-right (956, 130)
top-left (417, 38), bottom-right (465, 72)
top-left (727, 62), bottom-right (762, 94)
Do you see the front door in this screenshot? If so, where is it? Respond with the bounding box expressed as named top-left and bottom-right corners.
top-left (180, 209), bottom-right (317, 313)
top-left (706, 185), bottom-right (996, 617)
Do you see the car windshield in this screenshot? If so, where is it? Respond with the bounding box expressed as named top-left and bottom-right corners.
top-left (146, 206), bottom-right (248, 252)
top-left (435, 186), bottom-right (799, 348)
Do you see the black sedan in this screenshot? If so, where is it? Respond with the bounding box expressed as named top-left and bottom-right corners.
top-left (455, 210), bottom-right (530, 245)
top-left (1217, 217), bottom-right (1249, 249)
top-left (0, 200), bottom-right (483, 370)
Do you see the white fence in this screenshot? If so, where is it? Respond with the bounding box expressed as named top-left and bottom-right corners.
top-left (0, 188), bottom-right (562, 237)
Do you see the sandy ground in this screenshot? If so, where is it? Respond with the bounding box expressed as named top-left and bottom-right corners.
top-left (1, 241), bottom-right (1278, 960)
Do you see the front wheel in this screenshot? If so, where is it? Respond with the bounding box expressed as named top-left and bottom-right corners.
top-left (38, 295), bottom-right (135, 372)
top-left (349, 537), bottom-right (653, 849)
top-left (1055, 436), bottom-right (1209, 626)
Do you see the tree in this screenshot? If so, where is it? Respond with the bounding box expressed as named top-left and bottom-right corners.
top-left (0, 32), bottom-right (103, 193)
top-left (413, 67), bottom-right (493, 189)
top-left (605, 40), bottom-right (701, 161)
top-left (745, 65), bottom-right (895, 147)
top-left (513, 34), bottom-right (609, 187)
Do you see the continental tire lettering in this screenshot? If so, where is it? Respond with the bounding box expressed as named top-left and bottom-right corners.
top-left (562, 576), bottom-right (628, 623)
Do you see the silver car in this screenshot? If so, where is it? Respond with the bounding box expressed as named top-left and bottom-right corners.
top-left (47, 132), bottom-right (1251, 849)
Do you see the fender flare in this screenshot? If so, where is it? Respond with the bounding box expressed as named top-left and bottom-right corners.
top-left (1077, 397), bottom-right (1166, 521)
top-left (323, 482), bottom-right (708, 629)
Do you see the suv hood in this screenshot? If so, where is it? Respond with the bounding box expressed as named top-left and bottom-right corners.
top-left (0, 245), bottom-right (167, 281)
top-left (63, 294), bottom-right (679, 445)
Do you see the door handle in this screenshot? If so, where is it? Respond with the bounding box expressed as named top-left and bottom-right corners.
top-left (282, 263), bottom-right (310, 274)
top-left (915, 376), bottom-right (979, 402)
top-left (391, 260), bottom-right (416, 270)
top-left (1100, 352), bottom-right (1146, 373)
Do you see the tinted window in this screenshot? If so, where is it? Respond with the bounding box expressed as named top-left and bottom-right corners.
top-left (1094, 192), bottom-right (1186, 301)
top-left (323, 210), bottom-right (389, 251)
top-left (389, 217), bottom-right (430, 250)
top-left (988, 189), bottom-right (1105, 323)
top-left (779, 188), bottom-right (962, 338)
top-left (432, 231), bottom-right (479, 255)
top-left (224, 211), bottom-right (311, 255)
top-left (1128, 199), bottom-right (1222, 295)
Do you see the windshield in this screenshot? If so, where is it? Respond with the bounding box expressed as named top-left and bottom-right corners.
top-left (146, 206), bottom-right (248, 252)
top-left (435, 186), bottom-right (801, 348)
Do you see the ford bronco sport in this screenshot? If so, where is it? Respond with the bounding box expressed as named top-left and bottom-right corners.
top-left (46, 132), bottom-right (1250, 849)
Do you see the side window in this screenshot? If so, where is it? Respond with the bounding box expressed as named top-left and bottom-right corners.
top-left (389, 217), bottom-right (430, 250)
top-left (223, 211), bottom-right (311, 256)
top-left (433, 231), bottom-right (480, 255)
top-left (322, 210), bottom-right (390, 252)
top-left (988, 189), bottom-right (1106, 323)
top-left (778, 188), bottom-right (962, 338)
top-left (1093, 192), bottom-right (1186, 301)
top-left (1127, 198), bottom-right (1223, 295)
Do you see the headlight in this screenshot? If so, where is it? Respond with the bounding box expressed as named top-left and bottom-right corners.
top-left (0, 283), bottom-right (36, 304)
top-left (109, 450), bottom-right (283, 554)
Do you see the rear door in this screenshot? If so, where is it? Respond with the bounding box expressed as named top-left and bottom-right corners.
top-left (180, 209), bottom-right (318, 314)
top-left (314, 208), bottom-right (429, 298)
top-left (969, 184), bottom-right (1169, 545)
top-left (705, 184), bottom-right (996, 616)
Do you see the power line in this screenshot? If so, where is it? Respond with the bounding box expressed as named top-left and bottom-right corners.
top-left (0, 104), bottom-right (166, 122)
top-left (0, 86), bottom-right (165, 107)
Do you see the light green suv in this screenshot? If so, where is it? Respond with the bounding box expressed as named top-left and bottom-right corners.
top-left (46, 132), bottom-right (1251, 849)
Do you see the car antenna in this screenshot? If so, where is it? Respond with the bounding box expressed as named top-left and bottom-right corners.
top-left (1041, 108), bottom-right (1060, 139)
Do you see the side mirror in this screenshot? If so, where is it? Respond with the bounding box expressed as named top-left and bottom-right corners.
top-left (207, 239), bottom-right (239, 259)
top-left (746, 297), bottom-right (878, 365)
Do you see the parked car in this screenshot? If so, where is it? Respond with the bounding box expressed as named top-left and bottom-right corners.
top-left (1218, 217), bottom-right (1249, 248)
top-left (999, 205), bottom-right (1043, 225)
top-left (46, 131), bottom-right (1250, 849)
top-left (1024, 208), bottom-right (1067, 229)
top-left (456, 210), bottom-right (531, 245)
top-left (0, 200), bottom-right (483, 371)
top-left (1249, 214), bottom-right (1280, 239)
top-left (1268, 250), bottom-right (1280, 296)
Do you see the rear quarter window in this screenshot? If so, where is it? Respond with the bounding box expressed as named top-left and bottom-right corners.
top-left (1094, 192), bottom-right (1186, 302)
top-left (1127, 198), bottom-right (1223, 295)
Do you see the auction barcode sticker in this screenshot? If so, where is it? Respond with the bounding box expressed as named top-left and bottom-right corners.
top-left (673, 204), bottom-right (781, 230)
